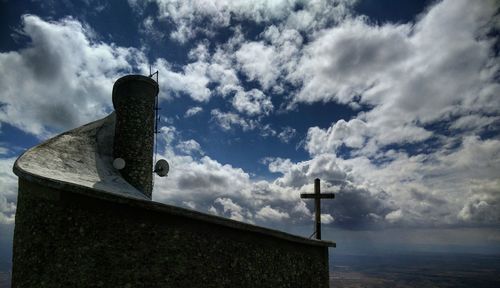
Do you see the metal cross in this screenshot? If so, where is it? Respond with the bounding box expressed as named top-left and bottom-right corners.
top-left (300, 178), bottom-right (335, 240)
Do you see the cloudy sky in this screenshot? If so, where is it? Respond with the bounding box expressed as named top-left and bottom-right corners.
top-left (1, 0), bottom-right (499, 261)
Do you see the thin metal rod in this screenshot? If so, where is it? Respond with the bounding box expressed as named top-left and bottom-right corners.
top-left (152, 70), bottom-right (159, 189)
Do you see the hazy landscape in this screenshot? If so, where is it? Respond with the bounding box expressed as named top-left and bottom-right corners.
top-left (2, 252), bottom-right (500, 287)
top-left (330, 253), bottom-right (500, 288)
top-left (0, 259), bottom-right (10, 288)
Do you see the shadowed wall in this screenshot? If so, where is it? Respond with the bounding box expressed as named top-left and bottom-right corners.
top-left (12, 179), bottom-right (331, 288)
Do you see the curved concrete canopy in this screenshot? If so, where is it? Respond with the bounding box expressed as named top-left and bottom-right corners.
top-left (14, 113), bottom-right (148, 200)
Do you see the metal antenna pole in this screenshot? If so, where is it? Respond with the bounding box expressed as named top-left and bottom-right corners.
top-left (149, 69), bottom-right (160, 189)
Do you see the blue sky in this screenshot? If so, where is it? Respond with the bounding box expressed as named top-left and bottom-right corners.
top-left (1, 0), bottom-right (500, 261)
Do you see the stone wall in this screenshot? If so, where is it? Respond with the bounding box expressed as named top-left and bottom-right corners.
top-left (112, 75), bottom-right (158, 198)
top-left (12, 179), bottom-right (332, 288)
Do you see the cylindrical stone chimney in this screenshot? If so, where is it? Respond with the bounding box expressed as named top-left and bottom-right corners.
top-left (112, 75), bottom-right (159, 199)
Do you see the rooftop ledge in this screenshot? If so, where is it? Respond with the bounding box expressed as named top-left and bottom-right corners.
top-left (13, 113), bottom-right (335, 248)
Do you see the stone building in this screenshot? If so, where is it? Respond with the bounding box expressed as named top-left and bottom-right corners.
top-left (11, 75), bottom-right (335, 287)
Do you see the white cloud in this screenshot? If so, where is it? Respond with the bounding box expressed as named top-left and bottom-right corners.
top-left (320, 213), bottom-right (334, 224)
top-left (228, 26), bottom-right (304, 94)
top-left (184, 106), bottom-right (203, 118)
top-left (258, 129), bottom-right (500, 228)
top-left (209, 108), bottom-right (282, 139)
top-left (235, 42), bottom-right (279, 90)
top-left (232, 89), bottom-right (273, 116)
top-left (290, 18), bottom-right (412, 105)
top-left (215, 197), bottom-right (243, 213)
top-left (306, 119), bottom-right (369, 155)
top-left (0, 146), bottom-right (8, 156)
top-left (213, 197), bottom-right (248, 221)
top-left (259, 124), bottom-right (277, 138)
top-left (0, 15), bottom-right (220, 137)
top-left (210, 109), bottom-right (257, 131)
top-left (0, 15), bottom-right (144, 137)
top-left (207, 40), bottom-right (243, 96)
top-left (154, 153), bottom-right (251, 202)
top-left (208, 206), bottom-right (218, 215)
top-left (277, 126), bottom-right (297, 143)
top-left (0, 157), bottom-right (17, 225)
top-left (176, 139), bottom-right (203, 155)
top-left (458, 180), bottom-right (500, 224)
top-left (154, 58), bottom-right (212, 102)
top-left (261, 26), bottom-right (304, 89)
top-left (264, 157), bottom-right (294, 174)
top-left (159, 125), bottom-right (177, 146)
top-left (341, 136), bottom-right (500, 227)
top-left (129, 0), bottom-right (355, 43)
top-left (152, 42), bottom-right (241, 103)
top-left (140, 16), bottom-right (165, 41)
top-left (182, 200), bottom-right (197, 209)
top-left (153, 129), bottom-right (254, 207)
top-left (290, 0), bottom-right (499, 153)
top-left (272, 154), bottom-right (347, 188)
top-left (2, 0), bottom-right (499, 235)
top-left (385, 209), bottom-right (403, 223)
top-left (263, 154), bottom-right (396, 229)
top-left (450, 114), bottom-right (500, 132)
top-left (149, 128), bottom-right (322, 228)
top-left (256, 205), bottom-right (289, 221)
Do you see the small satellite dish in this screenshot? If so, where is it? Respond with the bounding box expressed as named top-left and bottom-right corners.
top-left (113, 158), bottom-right (126, 170)
top-left (154, 159), bottom-right (169, 177)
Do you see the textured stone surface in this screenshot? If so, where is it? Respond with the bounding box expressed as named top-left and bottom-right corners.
top-left (12, 180), bottom-right (331, 288)
top-left (112, 75), bottom-right (159, 198)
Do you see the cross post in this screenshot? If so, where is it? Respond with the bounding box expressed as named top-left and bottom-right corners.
top-left (300, 178), bottom-right (335, 240)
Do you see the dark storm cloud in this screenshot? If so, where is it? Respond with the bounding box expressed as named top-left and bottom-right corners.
top-left (324, 184), bottom-right (397, 230)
